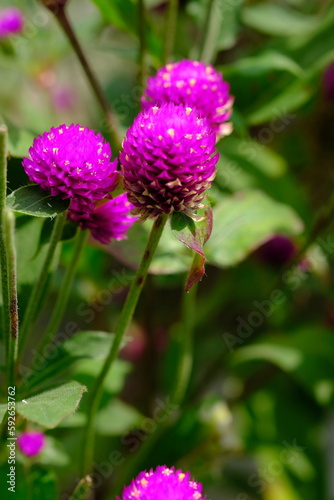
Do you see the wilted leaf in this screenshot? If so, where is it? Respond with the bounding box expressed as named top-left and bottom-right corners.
top-left (171, 208), bottom-right (213, 291)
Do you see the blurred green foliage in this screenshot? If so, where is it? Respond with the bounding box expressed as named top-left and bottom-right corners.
top-left (0, 0), bottom-right (334, 499)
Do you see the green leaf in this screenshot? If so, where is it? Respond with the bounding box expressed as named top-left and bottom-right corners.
top-left (95, 399), bottom-right (142, 435)
top-left (62, 331), bottom-right (116, 359)
top-left (73, 359), bottom-right (131, 395)
top-left (0, 404), bottom-right (7, 424)
top-left (241, 4), bottom-right (317, 37)
top-left (16, 381), bottom-right (87, 428)
top-left (231, 327), bottom-right (334, 406)
top-left (205, 190), bottom-right (303, 268)
top-left (223, 51), bottom-right (304, 79)
top-left (171, 208), bottom-right (213, 291)
top-left (216, 136), bottom-right (287, 182)
top-left (245, 79), bottom-right (312, 126)
top-left (6, 185), bottom-right (70, 218)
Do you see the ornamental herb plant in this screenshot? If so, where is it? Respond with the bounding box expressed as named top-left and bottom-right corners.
top-left (1, 1), bottom-right (334, 500)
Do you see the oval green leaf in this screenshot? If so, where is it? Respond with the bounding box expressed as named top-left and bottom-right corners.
top-left (6, 184), bottom-right (70, 218)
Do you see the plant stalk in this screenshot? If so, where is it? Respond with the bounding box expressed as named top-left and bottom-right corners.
top-left (33, 228), bottom-right (88, 366)
top-left (18, 212), bottom-right (66, 357)
top-left (82, 214), bottom-right (168, 476)
top-left (112, 277), bottom-right (196, 496)
top-left (0, 125), bottom-right (10, 350)
top-left (138, 0), bottom-right (147, 88)
top-left (52, 4), bottom-right (122, 151)
top-left (163, 0), bottom-right (179, 64)
top-left (5, 210), bottom-right (19, 387)
top-left (198, 0), bottom-right (222, 64)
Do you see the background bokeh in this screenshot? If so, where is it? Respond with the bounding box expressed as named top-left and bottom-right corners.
top-left (1, 0), bottom-right (334, 499)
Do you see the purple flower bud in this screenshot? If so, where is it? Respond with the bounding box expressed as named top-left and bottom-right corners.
top-left (0, 7), bottom-right (24, 38)
top-left (120, 103), bottom-right (219, 220)
top-left (17, 431), bottom-right (45, 457)
top-left (22, 124), bottom-right (119, 205)
top-left (117, 465), bottom-right (208, 500)
top-left (142, 59), bottom-right (233, 138)
top-left (68, 194), bottom-right (137, 244)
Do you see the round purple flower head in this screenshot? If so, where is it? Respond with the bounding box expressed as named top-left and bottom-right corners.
top-left (18, 431), bottom-right (45, 457)
top-left (120, 103), bottom-right (219, 220)
top-left (142, 59), bottom-right (233, 138)
top-left (68, 193), bottom-right (137, 244)
top-left (0, 7), bottom-right (24, 38)
top-left (22, 124), bottom-right (119, 206)
top-left (117, 465), bottom-right (208, 500)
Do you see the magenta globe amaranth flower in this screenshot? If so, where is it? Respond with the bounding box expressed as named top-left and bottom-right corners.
top-left (18, 431), bottom-right (45, 457)
top-left (0, 7), bottom-right (24, 38)
top-left (22, 124), bottom-right (119, 206)
top-left (68, 193), bottom-right (137, 244)
top-left (120, 103), bottom-right (219, 220)
top-left (117, 465), bottom-right (207, 500)
top-left (142, 59), bottom-right (233, 138)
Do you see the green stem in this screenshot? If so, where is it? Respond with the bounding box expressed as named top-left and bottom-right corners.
top-left (198, 0), bottom-right (222, 64)
top-left (138, 0), bottom-right (147, 89)
top-left (163, 0), bottom-right (179, 64)
top-left (33, 228), bottom-right (88, 364)
top-left (68, 475), bottom-right (92, 500)
top-left (171, 284), bottom-right (196, 404)
top-left (18, 212), bottom-right (66, 357)
top-left (5, 210), bottom-right (19, 387)
top-left (112, 277), bottom-right (196, 496)
top-left (82, 214), bottom-right (168, 476)
top-left (52, 4), bottom-right (122, 151)
top-left (0, 125), bottom-right (10, 349)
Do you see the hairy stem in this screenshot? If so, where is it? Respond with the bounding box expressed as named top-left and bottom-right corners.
top-left (0, 125), bottom-right (10, 350)
top-left (5, 210), bottom-right (19, 387)
top-left (82, 214), bottom-right (168, 476)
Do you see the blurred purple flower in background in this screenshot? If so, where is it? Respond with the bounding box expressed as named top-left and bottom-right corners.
top-left (142, 59), bottom-right (233, 138)
top-left (120, 102), bottom-right (219, 220)
top-left (117, 465), bottom-right (207, 500)
top-left (18, 431), bottom-right (45, 457)
top-left (256, 235), bottom-right (297, 267)
top-left (52, 86), bottom-right (76, 111)
top-left (0, 7), bottom-right (24, 38)
top-left (323, 63), bottom-right (334, 100)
